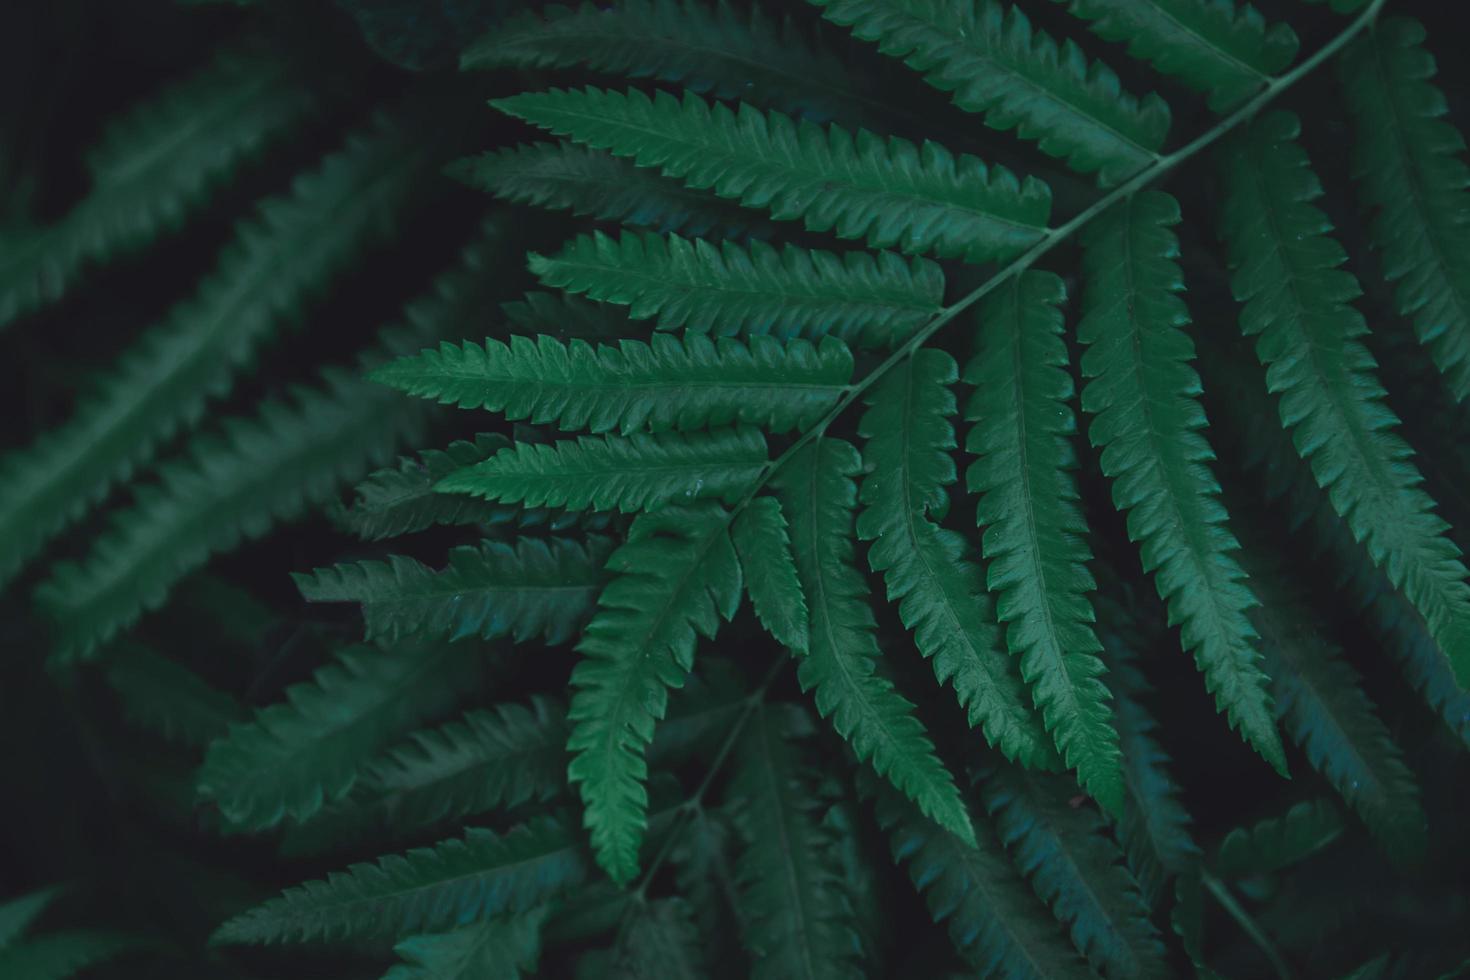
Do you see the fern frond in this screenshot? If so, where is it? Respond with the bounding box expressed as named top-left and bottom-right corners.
top-left (436, 426), bottom-right (767, 513)
top-left (1213, 798), bottom-right (1345, 877)
top-left (1077, 190), bottom-right (1285, 774)
top-left (1340, 18), bottom-right (1470, 404)
top-left (0, 110), bottom-right (432, 589)
top-left (334, 435), bottom-right (520, 541)
top-left (462, 0), bottom-right (859, 121)
top-left (374, 332), bottom-right (853, 435)
top-left (212, 817), bottom-right (586, 945)
top-left (731, 705), bottom-right (861, 979)
top-left (294, 537), bottom-right (614, 646)
top-left (104, 644), bottom-right (245, 749)
top-left (979, 764), bottom-right (1169, 979)
top-left (609, 898), bottom-right (706, 978)
top-left (810, 0), bottom-right (1170, 185)
top-left (0, 45), bottom-right (321, 329)
top-left (1053, 0), bottom-right (1298, 111)
top-left (964, 271), bottom-right (1122, 813)
top-left (859, 349), bottom-right (1056, 769)
top-left (773, 438), bottom-right (975, 846)
top-left (0, 931), bottom-right (147, 979)
top-left (567, 504), bottom-right (742, 884)
top-left (529, 230), bottom-right (944, 348)
top-left (195, 639), bottom-right (477, 831)
top-left (386, 909), bottom-right (546, 980)
top-left (449, 141), bottom-right (769, 237)
top-left (0, 888), bottom-right (64, 948)
top-left (871, 783), bottom-right (1094, 980)
top-left (494, 86), bottom-right (1051, 264)
top-left (1218, 110), bottom-right (1470, 687)
top-left (732, 495), bottom-right (810, 654)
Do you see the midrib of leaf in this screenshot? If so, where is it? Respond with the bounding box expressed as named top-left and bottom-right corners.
top-left (1134, 2), bottom-right (1272, 84)
top-left (751, 717), bottom-right (820, 980)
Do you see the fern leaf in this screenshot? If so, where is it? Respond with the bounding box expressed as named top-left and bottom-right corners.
top-left (978, 763), bottom-right (1169, 979)
top-left (810, 0), bottom-right (1170, 185)
top-left (436, 426), bottom-right (767, 513)
top-left (1340, 18), bottom-right (1470, 404)
top-left (294, 536), bottom-right (614, 646)
top-left (964, 270), bottom-right (1123, 813)
top-left (385, 909), bottom-right (546, 980)
top-left (494, 86), bottom-right (1051, 264)
top-left (731, 495), bottom-right (810, 653)
top-left (462, 0), bottom-right (860, 121)
top-left (212, 817), bottom-right (586, 945)
top-left (335, 435), bottom-right (521, 541)
top-left (773, 438), bottom-right (975, 846)
top-left (0, 45), bottom-right (321, 329)
top-left (374, 332), bottom-right (853, 435)
top-left (1218, 110), bottom-right (1470, 687)
top-left (609, 898), bottom-right (706, 979)
top-left (858, 349), bottom-right (1056, 769)
top-left (195, 639), bottom-right (478, 831)
top-left (0, 888), bottom-right (64, 948)
top-left (0, 931), bottom-right (147, 979)
top-left (730, 704), bottom-right (861, 979)
top-left (1213, 798), bottom-right (1345, 877)
top-left (870, 783), bottom-right (1094, 980)
top-left (104, 644), bottom-right (246, 749)
top-left (529, 230), bottom-right (944, 348)
top-left (567, 504), bottom-right (742, 884)
top-left (449, 141), bottom-right (770, 237)
top-left (1053, 0), bottom-right (1298, 111)
top-left (0, 110), bottom-right (433, 589)
top-left (1076, 190), bottom-right (1286, 774)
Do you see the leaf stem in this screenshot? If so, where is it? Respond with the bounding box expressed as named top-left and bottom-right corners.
top-left (1201, 870), bottom-right (1296, 980)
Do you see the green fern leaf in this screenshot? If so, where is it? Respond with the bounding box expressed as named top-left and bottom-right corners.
top-left (0, 109), bottom-right (434, 590)
top-left (731, 704), bottom-right (861, 979)
top-left (462, 0), bottom-right (860, 121)
top-left (195, 639), bottom-right (478, 831)
top-left (494, 86), bottom-right (1051, 264)
top-left (0, 931), bottom-right (147, 980)
top-left (374, 332), bottom-right (853, 435)
top-left (436, 427), bottom-right (767, 513)
top-left (1053, 0), bottom-right (1298, 111)
top-left (978, 763), bottom-right (1169, 979)
top-left (449, 141), bottom-right (770, 237)
top-left (529, 230), bottom-right (944, 348)
top-left (810, 0), bottom-right (1170, 185)
top-left (385, 909), bottom-right (546, 980)
top-left (294, 537), bottom-right (614, 646)
top-left (964, 270), bottom-right (1123, 813)
top-left (773, 438), bottom-right (976, 846)
top-left (859, 349), bottom-right (1056, 769)
top-left (731, 495), bottom-right (810, 653)
top-left (871, 783), bottom-right (1094, 980)
top-left (212, 817), bottom-right (586, 945)
top-left (567, 504), bottom-right (742, 884)
top-left (0, 44), bottom-right (322, 329)
top-left (1340, 18), bottom-right (1470, 404)
top-left (1218, 110), bottom-right (1470, 688)
top-left (608, 898), bottom-right (706, 979)
top-left (0, 889), bottom-right (64, 949)
top-left (1077, 190), bottom-right (1286, 775)
top-left (1213, 798), bottom-right (1346, 877)
top-left (104, 643), bottom-right (246, 749)
top-left (334, 435), bottom-right (521, 541)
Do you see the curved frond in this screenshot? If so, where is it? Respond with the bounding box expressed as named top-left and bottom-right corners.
top-left (567, 504), bottom-right (742, 884)
top-left (773, 438), bottom-right (975, 846)
top-left (529, 230), bottom-right (944, 348)
top-left (858, 349), bottom-right (1056, 769)
top-left (1218, 110), bottom-right (1470, 688)
top-left (1077, 190), bottom-right (1285, 774)
top-left (196, 639), bottom-right (477, 831)
top-left (1055, 0), bottom-right (1298, 111)
top-left (212, 817), bottom-right (586, 945)
top-left (1340, 17), bottom-right (1470, 404)
top-left (1212, 798), bottom-right (1345, 878)
top-left (386, 909), bottom-right (546, 980)
top-left (731, 495), bottom-right (810, 654)
top-left (104, 644), bottom-right (245, 749)
top-left (374, 332), bottom-right (853, 435)
top-left (494, 86), bottom-right (1051, 264)
top-left (334, 435), bottom-right (521, 541)
top-left (964, 270), bottom-right (1122, 813)
top-left (979, 764), bottom-right (1169, 979)
top-left (293, 536), bottom-right (614, 646)
top-left (810, 0), bottom-right (1170, 185)
top-left (436, 426), bottom-right (768, 513)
